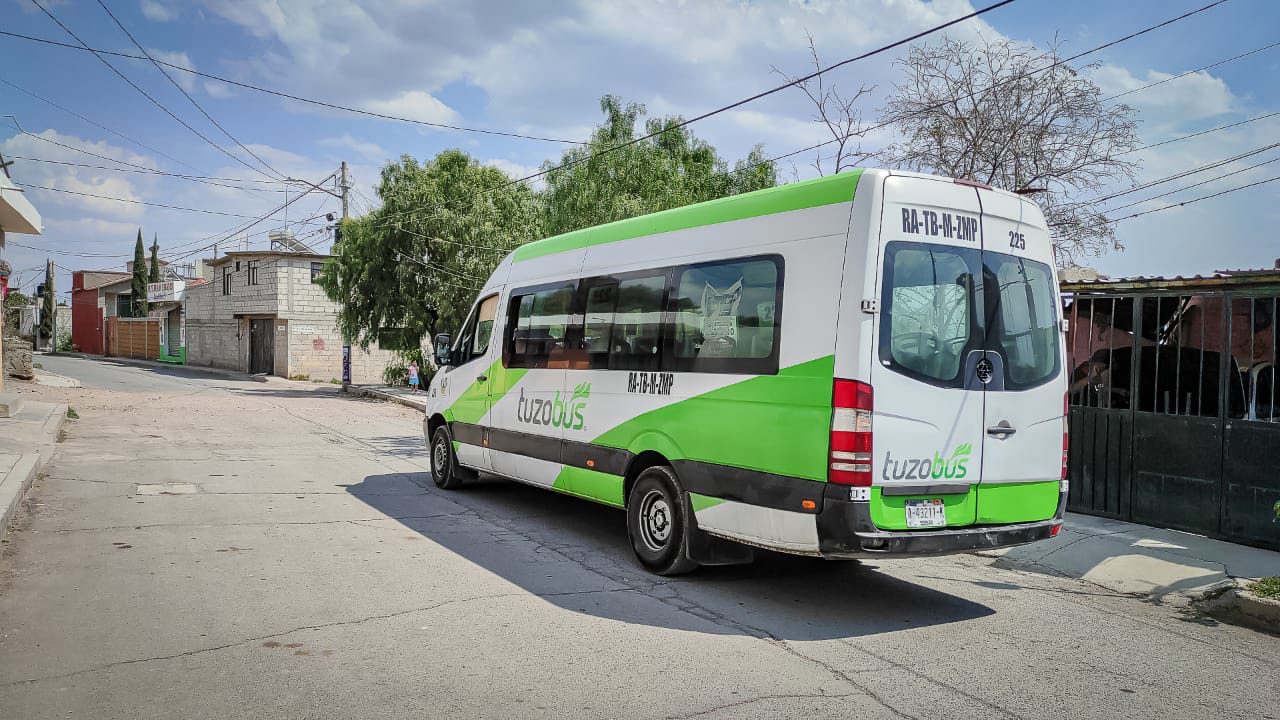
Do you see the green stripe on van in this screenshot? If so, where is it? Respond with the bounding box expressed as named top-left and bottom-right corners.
top-left (512, 170), bottom-right (863, 263)
top-left (445, 361), bottom-right (527, 425)
top-left (591, 355), bottom-right (835, 482)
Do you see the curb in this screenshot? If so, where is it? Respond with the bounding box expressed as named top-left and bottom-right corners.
top-left (57, 353), bottom-right (267, 383)
top-left (0, 403), bottom-right (67, 536)
top-left (1196, 584), bottom-right (1280, 635)
top-left (343, 385), bottom-right (426, 413)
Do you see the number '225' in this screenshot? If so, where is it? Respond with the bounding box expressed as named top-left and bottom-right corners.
top-left (1008, 231), bottom-right (1026, 250)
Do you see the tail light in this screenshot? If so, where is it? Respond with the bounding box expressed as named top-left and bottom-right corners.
top-left (830, 379), bottom-right (873, 486)
top-left (1061, 392), bottom-right (1069, 481)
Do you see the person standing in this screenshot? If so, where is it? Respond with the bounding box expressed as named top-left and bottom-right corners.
top-left (408, 360), bottom-right (420, 392)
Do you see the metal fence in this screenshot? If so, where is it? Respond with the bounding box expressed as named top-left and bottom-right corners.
top-left (1064, 284), bottom-right (1278, 550)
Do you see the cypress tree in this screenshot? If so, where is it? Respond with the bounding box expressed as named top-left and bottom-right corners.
top-left (149, 234), bottom-right (161, 284)
top-left (132, 229), bottom-right (148, 317)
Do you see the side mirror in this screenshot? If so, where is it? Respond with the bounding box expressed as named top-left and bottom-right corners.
top-left (433, 334), bottom-right (453, 366)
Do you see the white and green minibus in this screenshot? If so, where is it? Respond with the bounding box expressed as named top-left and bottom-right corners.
top-left (423, 168), bottom-right (1068, 574)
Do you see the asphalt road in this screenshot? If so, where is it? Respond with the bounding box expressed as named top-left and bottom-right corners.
top-left (1, 358), bottom-right (1277, 720)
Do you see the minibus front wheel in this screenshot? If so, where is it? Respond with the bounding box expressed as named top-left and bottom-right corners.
top-left (430, 426), bottom-right (466, 490)
top-left (626, 466), bottom-right (698, 576)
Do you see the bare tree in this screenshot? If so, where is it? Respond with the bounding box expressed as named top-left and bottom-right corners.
top-left (776, 32), bottom-right (874, 177)
top-left (877, 36), bottom-right (1141, 265)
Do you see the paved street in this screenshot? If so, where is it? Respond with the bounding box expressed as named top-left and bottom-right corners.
top-left (1, 357), bottom-right (1277, 720)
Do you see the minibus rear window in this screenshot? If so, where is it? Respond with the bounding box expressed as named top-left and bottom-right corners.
top-left (880, 242), bottom-right (1061, 390)
top-left (881, 244), bottom-right (978, 385)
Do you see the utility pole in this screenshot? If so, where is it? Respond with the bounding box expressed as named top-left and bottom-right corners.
top-left (339, 160), bottom-right (351, 391)
top-left (340, 161), bottom-right (349, 222)
top-left (45, 258), bottom-right (54, 352)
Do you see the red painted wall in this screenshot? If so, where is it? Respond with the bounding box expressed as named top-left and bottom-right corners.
top-left (71, 273), bottom-right (104, 355)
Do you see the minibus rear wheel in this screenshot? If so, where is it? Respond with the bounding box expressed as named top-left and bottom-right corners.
top-left (626, 466), bottom-right (697, 576)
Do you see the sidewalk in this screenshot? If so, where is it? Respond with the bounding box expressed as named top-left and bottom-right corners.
top-left (55, 352), bottom-right (267, 382)
top-left (344, 383), bottom-right (427, 412)
top-left (0, 391), bottom-right (68, 534)
top-left (982, 511), bottom-right (1280, 630)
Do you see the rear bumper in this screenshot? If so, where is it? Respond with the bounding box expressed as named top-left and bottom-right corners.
top-left (815, 483), bottom-right (1066, 558)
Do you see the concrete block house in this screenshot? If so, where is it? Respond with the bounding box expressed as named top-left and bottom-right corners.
top-left (184, 251), bottom-right (395, 382)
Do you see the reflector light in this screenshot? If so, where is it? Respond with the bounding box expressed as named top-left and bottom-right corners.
top-left (801, 499), bottom-right (817, 510)
top-left (830, 379), bottom-right (874, 486)
top-left (1050, 524), bottom-right (1063, 537)
top-left (1062, 392), bottom-right (1069, 480)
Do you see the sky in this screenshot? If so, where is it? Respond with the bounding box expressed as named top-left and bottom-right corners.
top-left (1, 0), bottom-right (1278, 299)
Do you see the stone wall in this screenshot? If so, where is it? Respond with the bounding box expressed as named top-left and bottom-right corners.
top-left (186, 319), bottom-right (243, 372)
top-left (3, 336), bottom-right (33, 381)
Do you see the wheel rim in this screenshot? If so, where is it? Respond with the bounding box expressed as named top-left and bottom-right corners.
top-left (637, 488), bottom-right (673, 552)
top-left (433, 438), bottom-right (448, 478)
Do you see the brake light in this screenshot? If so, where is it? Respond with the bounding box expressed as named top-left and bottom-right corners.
top-left (1062, 392), bottom-right (1069, 481)
top-left (830, 379), bottom-right (873, 486)
top-left (954, 177), bottom-right (993, 190)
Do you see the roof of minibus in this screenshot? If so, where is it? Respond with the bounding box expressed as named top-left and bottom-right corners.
top-left (509, 169), bottom-right (866, 264)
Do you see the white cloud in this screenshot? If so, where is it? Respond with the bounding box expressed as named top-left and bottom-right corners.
top-left (203, 80), bottom-right (233, 99)
top-left (319, 135), bottom-right (388, 162)
top-left (147, 49), bottom-right (197, 92)
top-left (359, 91), bottom-right (460, 126)
top-left (1092, 65), bottom-right (1236, 125)
top-left (140, 0), bottom-right (178, 22)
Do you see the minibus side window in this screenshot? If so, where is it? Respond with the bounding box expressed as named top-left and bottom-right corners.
top-left (667, 256), bottom-right (782, 374)
top-left (610, 275), bottom-right (667, 371)
top-left (506, 286), bottom-right (575, 369)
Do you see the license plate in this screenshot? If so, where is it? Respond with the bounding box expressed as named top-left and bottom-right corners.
top-left (904, 499), bottom-right (947, 528)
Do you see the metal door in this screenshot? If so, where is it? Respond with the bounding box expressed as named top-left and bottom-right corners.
top-left (250, 318), bottom-right (274, 374)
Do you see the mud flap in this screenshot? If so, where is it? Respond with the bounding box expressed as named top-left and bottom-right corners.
top-left (682, 494), bottom-right (755, 566)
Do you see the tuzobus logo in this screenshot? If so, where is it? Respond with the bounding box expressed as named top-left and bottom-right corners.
top-left (517, 382), bottom-right (590, 431)
top-left (883, 443), bottom-right (972, 481)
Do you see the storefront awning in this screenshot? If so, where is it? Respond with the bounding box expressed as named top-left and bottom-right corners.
top-left (0, 173), bottom-right (43, 236)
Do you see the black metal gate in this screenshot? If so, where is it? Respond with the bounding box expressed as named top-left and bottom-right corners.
top-left (249, 318), bottom-right (274, 375)
top-left (1065, 284), bottom-right (1279, 551)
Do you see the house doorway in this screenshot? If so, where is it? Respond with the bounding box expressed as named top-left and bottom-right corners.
top-left (249, 318), bottom-right (275, 375)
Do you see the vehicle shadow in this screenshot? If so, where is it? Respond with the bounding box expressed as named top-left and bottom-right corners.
top-left (346, 472), bottom-right (995, 641)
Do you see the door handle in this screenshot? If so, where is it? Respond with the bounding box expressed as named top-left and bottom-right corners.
top-left (986, 422), bottom-right (1016, 437)
top-left (476, 375), bottom-right (488, 382)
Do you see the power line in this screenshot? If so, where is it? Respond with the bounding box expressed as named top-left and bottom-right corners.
top-left (163, 176), bottom-right (336, 261)
top-left (4, 239), bottom-right (131, 258)
top-left (8, 155), bottom-right (287, 193)
top-left (92, 0), bottom-right (288, 182)
top-left (1095, 140), bottom-right (1280, 203)
top-left (1108, 174), bottom-right (1279, 222)
top-left (0, 75), bottom-right (200, 171)
top-left (15, 180), bottom-right (294, 218)
top-left (0, 29), bottom-right (583, 145)
top-left (1102, 39), bottom-right (1280, 102)
top-left (28, 0), bottom-right (277, 182)
top-left (1122, 111), bottom-right (1280, 154)
top-left (1105, 154), bottom-right (1280, 212)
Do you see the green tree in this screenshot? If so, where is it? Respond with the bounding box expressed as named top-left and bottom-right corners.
top-left (317, 149), bottom-right (541, 349)
top-left (149, 234), bottom-right (161, 284)
top-left (541, 95), bottom-right (778, 236)
top-left (131, 229), bottom-right (148, 317)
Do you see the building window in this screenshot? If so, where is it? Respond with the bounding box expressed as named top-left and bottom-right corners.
top-left (222, 268), bottom-right (232, 296)
top-left (247, 260), bottom-right (259, 286)
top-left (311, 262), bottom-right (323, 283)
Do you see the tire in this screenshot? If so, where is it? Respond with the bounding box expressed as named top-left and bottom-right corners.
top-left (430, 425), bottom-right (465, 490)
top-left (626, 466), bottom-right (698, 576)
